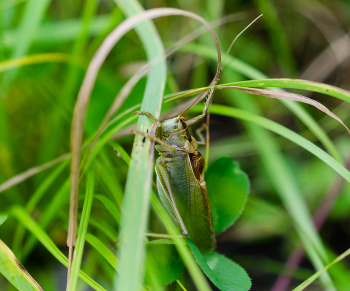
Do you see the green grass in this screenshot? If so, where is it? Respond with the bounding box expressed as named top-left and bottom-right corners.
top-left (1, 1), bottom-right (350, 290)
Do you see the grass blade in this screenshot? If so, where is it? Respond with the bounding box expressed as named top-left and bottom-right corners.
top-left (0, 53), bottom-right (84, 73)
top-left (0, 239), bottom-right (43, 291)
top-left (201, 104), bottom-right (350, 184)
top-left (221, 79), bottom-right (350, 104)
top-left (224, 86), bottom-right (350, 134)
top-left (9, 206), bottom-right (106, 291)
top-left (86, 233), bottom-right (119, 271)
top-left (68, 171), bottom-right (95, 291)
top-left (3, 15), bottom-right (112, 47)
top-left (293, 248), bottom-right (350, 291)
top-left (110, 3), bottom-right (166, 290)
top-left (3, 0), bottom-right (52, 84)
top-left (194, 100), bottom-right (346, 290)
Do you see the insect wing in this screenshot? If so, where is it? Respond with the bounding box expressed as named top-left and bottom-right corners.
top-left (184, 154), bottom-right (216, 253)
top-left (156, 153), bottom-right (216, 253)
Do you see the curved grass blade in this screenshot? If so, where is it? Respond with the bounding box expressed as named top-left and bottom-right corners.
top-left (221, 79), bottom-right (350, 104)
top-left (110, 2), bottom-right (166, 290)
top-left (200, 104), bottom-right (350, 190)
top-left (293, 248), bottom-right (350, 291)
top-left (0, 153), bottom-right (70, 194)
top-left (0, 53), bottom-right (84, 73)
top-left (0, 239), bottom-right (43, 291)
top-left (223, 86), bottom-right (350, 134)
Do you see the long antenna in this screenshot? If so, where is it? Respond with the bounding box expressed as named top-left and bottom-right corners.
top-left (179, 14), bottom-right (263, 117)
top-left (222, 14), bottom-right (263, 71)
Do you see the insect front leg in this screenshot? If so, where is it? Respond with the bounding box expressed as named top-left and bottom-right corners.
top-left (185, 83), bottom-right (217, 128)
top-left (133, 111), bottom-right (162, 139)
top-left (131, 129), bottom-right (176, 152)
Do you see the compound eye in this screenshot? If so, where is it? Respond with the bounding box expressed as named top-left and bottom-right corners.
top-left (173, 124), bottom-right (178, 129)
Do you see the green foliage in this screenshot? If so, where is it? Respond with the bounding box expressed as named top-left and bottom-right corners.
top-left (1, 0), bottom-right (350, 290)
top-left (145, 243), bottom-right (185, 286)
top-left (206, 157), bottom-right (250, 234)
top-left (188, 239), bottom-right (251, 291)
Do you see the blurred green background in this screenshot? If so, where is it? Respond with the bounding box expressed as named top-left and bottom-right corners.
top-left (1, 0), bottom-right (350, 290)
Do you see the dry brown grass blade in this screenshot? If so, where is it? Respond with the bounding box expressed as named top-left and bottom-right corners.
top-left (68, 7), bottom-right (222, 279)
top-left (224, 86), bottom-right (350, 134)
top-left (0, 154), bottom-right (70, 193)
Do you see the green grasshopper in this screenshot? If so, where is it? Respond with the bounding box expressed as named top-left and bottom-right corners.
top-left (134, 84), bottom-right (218, 254)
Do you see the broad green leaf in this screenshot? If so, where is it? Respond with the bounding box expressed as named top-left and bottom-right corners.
top-left (0, 239), bottom-right (43, 291)
top-left (206, 157), bottom-right (249, 234)
top-left (188, 239), bottom-right (251, 291)
top-left (144, 244), bottom-right (184, 286)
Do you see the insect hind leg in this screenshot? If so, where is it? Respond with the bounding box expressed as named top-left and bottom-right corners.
top-left (145, 233), bottom-right (187, 239)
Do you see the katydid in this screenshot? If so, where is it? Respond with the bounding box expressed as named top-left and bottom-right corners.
top-left (134, 83), bottom-right (218, 254)
top-left (132, 15), bottom-right (264, 254)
